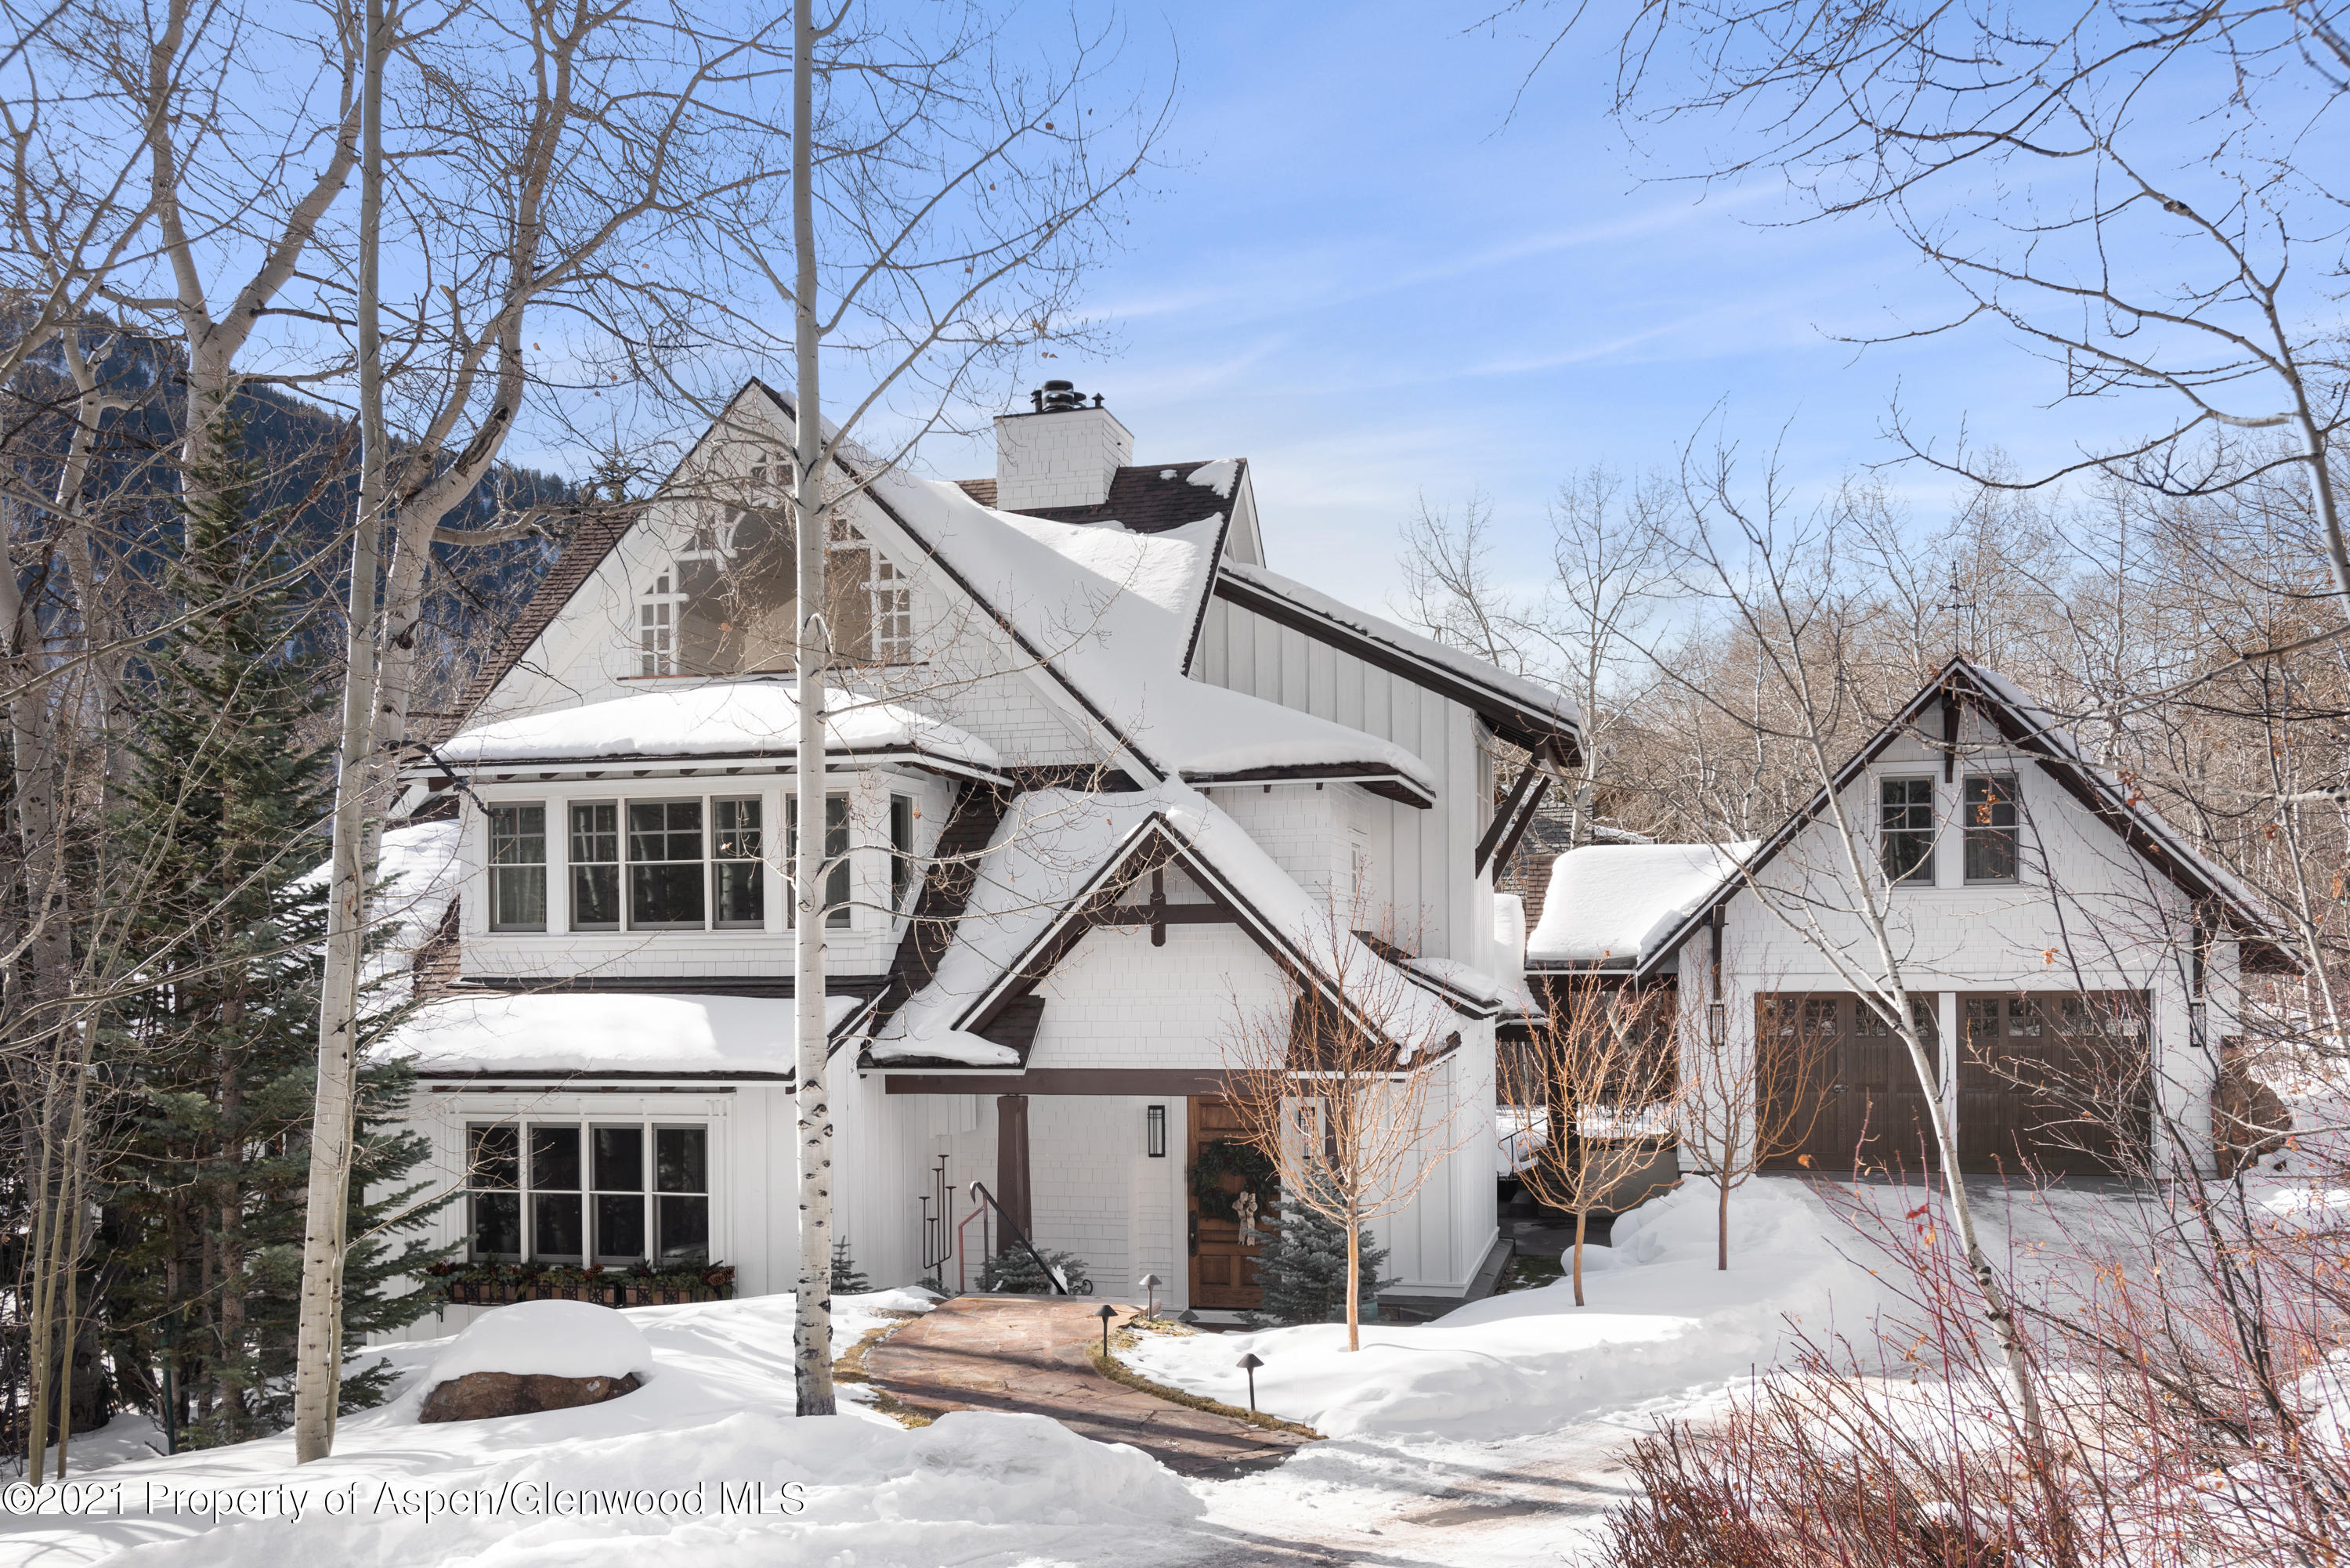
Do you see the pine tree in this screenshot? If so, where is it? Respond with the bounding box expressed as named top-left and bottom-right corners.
top-left (1256, 1205), bottom-right (1389, 1328)
top-left (829, 1236), bottom-right (870, 1295)
top-left (97, 416), bottom-right (450, 1447)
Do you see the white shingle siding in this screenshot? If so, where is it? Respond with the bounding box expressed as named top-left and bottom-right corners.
top-left (992, 406), bottom-right (1133, 511)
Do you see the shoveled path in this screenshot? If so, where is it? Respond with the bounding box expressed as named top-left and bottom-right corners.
top-left (863, 1295), bottom-right (1311, 1479)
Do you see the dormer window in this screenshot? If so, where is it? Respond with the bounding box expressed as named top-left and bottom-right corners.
top-left (631, 493), bottom-right (910, 677)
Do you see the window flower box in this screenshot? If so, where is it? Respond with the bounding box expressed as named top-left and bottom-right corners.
top-left (425, 1263), bottom-right (735, 1310)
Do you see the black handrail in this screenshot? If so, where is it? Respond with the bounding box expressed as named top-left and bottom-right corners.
top-left (964, 1180), bottom-right (1069, 1295)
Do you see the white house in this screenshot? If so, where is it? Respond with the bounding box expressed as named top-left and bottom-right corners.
top-left (1524, 659), bottom-right (2294, 1179)
top-left (372, 378), bottom-right (1580, 1332)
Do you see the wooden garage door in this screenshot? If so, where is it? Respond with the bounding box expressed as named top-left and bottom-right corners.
top-left (1762, 992), bottom-right (1943, 1175)
top-left (1188, 1097), bottom-right (1271, 1310)
top-left (1958, 992), bottom-right (2150, 1176)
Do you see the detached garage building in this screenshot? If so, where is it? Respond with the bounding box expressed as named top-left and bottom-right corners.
top-left (1524, 659), bottom-right (2294, 1179)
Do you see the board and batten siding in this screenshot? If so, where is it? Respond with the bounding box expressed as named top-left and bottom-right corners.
top-left (1192, 594), bottom-right (1495, 970)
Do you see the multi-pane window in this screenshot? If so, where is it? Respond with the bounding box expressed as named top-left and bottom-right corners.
top-left (467, 1121), bottom-right (710, 1264)
top-left (1879, 777), bottom-right (1935, 885)
top-left (870, 556), bottom-right (913, 660)
top-left (628, 800), bottom-right (706, 927)
top-left (488, 804), bottom-right (547, 930)
top-left (890, 793), bottom-right (916, 911)
top-left (1962, 774), bottom-right (2019, 883)
top-left (1856, 995), bottom-right (1940, 1046)
top-left (638, 571), bottom-right (679, 677)
top-left (787, 792), bottom-right (852, 929)
top-left (570, 803), bottom-right (620, 930)
top-left (712, 797), bottom-right (765, 927)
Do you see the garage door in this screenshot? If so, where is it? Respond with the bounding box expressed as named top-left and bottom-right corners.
top-left (1761, 992), bottom-right (1943, 1175)
top-left (1958, 992), bottom-right (2150, 1176)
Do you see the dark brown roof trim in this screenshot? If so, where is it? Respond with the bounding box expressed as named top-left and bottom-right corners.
top-left (414, 1068), bottom-right (792, 1082)
top-left (1185, 761), bottom-right (1435, 808)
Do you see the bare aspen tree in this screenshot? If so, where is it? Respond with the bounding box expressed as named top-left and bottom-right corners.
top-left (1499, 981), bottom-right (1679, 1302)
top-left (1679, 975), bottom-right (1829, 1271)
top-left (676, 0), bottom-right (1163, 1412)
top-left (1220, 913), bottom-right (1470, 1351)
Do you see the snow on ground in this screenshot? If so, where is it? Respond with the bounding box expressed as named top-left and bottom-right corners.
top-left (1122, 1177), bottom-right (1897, 1441)
top-left (1, 1290), bottom-right (1202, 1568)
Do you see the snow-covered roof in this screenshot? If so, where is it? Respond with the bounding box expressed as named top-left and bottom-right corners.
top-left (865, 468), bottom-right (1440, 796)
top-left (384, 991), bottom-right (865, 1078)
top-left (1527, 842), bottom-right (1755, 968)
top-left (869, 781), bottom-right (1465, 1065)
top-left (1216, 560), bottom-right (1582, 754)
top-left (297, 821), bottom-right (465, 998)
top-left (426, 681), bottom-right (1001, 774)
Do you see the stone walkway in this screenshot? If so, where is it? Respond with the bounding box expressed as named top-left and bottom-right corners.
top-left (862, 1295), bottom-right (1311, 1479)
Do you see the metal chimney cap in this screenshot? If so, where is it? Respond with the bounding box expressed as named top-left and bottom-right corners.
top-left (1033, 378), bottom-right (1094, 414)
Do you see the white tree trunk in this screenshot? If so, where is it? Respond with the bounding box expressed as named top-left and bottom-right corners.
top-left (292, 0), bottom-right (389, 1463)
top-left (790, 0), bottom-right (836, 1418)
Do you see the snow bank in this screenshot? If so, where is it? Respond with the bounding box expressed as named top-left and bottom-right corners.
top-left (382, 991), bottom-right (864, 1076)
top-left (2, 1292), bottom-right (1202, 1568)
top-left (1120, 1178), bottom-right (1894, 1440)
top-left (1526, 841), bottom-right (1754, 966)
top-left (434, 679), bottom-right (1001, 771)
top-left (425, 1300), bottom-right (653, 1385)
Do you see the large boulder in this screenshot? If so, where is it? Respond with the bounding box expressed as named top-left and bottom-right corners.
top-left (416, 1299), bottom-right (653, 1425)
top-left (420, 1369), bottom-right (640, 1423)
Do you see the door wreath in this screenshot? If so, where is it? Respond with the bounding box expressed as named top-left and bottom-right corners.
top-left (1189, 1139), bottom-right (1278, 1222)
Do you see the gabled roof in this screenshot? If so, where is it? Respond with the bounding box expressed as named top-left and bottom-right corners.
top-left (1632, 658), bottom-right (2298, 979)
top-left (864, 782), bottom-right (1467, 1069)
top-left (1211, 560), bottom-right (1583, 761)
top-left (431, 381), bottom-right (1567, 793)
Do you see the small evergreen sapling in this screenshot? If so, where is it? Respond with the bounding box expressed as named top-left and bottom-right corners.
top-left (1256, 1205), bottom-right (1389, 1327)
top-left (829, 1237), bottom-right (870, 1295)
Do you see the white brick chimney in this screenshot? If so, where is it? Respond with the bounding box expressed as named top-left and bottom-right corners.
top-left (992, 380), bottom-right (1132, 511)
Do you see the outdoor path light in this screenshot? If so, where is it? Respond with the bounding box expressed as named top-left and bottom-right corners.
top-left (1236, 1352), bottom-right (1264, 1414)
top-left (1138, 1272), bottom-right (1161, 1320)
top-left (1097, 1301), bottom-right (1118, 1357)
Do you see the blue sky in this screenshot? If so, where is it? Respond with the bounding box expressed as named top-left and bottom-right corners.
top-left (911, 1), bottom-right (2147, 612)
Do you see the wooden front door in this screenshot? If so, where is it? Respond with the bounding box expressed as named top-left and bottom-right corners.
top-left (1958, 992), bottom-right (2150, 1176)
top-left (1764, 992), bottom-right (1943, 1175)
top-left (1188, 1097), bottom-right (1270, 1310)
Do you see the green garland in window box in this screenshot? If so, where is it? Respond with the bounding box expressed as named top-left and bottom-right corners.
top-left (1189, 1139), bottom-right (1278, 1222)
top-left (425, 1260), bottom-right (736, 1308)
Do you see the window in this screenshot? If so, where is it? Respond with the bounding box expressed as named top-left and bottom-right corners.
top-left (787, 792), bottom-right (852, 929)
top-left (1879, 777), bottom-right (1935, 884)
top-left (712, 797), bottom-right (765, 927)
top-left (1856, 995), bottom-right (1940, 1045)
top-left (1962, 774), bottom-right (2019, 883)
top-left (629, 800), bottom-right (706, 927)
top-left (870, 556), bottom-right (912, 660)
top-left (656, 1125), bottom-right (710, 1261)
top-left (467, 1123), bottom-right (522, 1257)
top-left (570, 802), bottom-right (620, 930)
top-left (890, 793), bottom-right (916, 911)
top-left (488, 804), bottom-right (547, 930)
top-left (467, 1120), bottom-right (710, 1264)
top-left (593, 1125), bottom-right (646, 1262)
top-left (638, 571), bottom-right (679, 677)
top-left (531, 1124), bottom-right (584, 1258)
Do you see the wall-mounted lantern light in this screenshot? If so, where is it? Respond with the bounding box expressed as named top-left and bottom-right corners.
top-left (1145, 1104), bottom-right (1167, 1158)
top-left (1708, 1000), bottom-right (1727, 1042)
